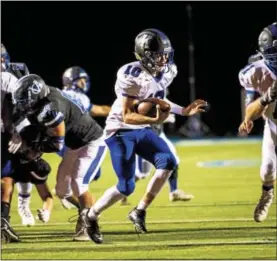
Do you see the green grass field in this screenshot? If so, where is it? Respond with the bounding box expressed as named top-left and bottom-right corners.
top-left (2, 138), bottom-right (276, 260)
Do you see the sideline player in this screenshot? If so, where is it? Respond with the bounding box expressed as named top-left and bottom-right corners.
top-left (238, 22), bottom-right (277, 222)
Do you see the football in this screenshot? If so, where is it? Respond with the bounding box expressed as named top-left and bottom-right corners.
top-left (135, 101), bottom-right (157, 117)
top-left (134, 99), bottom-right (171, 117)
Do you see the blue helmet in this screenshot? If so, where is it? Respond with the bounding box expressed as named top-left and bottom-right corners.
top-left (62, 66), bottom-right (90, 93)
top-left (258, 22), bottom-right (277, 74)
top-left (1, 43), bottom-right (10, 71)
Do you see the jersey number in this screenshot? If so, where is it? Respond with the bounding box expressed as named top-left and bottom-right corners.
top-left (124, 65), bottom-right (142, 78)
top-left (147, 90), bottom-right (165, 99)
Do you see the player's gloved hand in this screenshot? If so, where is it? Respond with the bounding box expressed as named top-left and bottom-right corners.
top-left (164, 113), bottom-right (176, 124)
top-left (154, 105), bottom-right (170, 124)
top-left (238, 119), bottom-right (254, 134)
top-left (183, 99), bottom-right (208, 116)
top-left (8, 133), bottom-right (22, 154)
top-left (37, 209), bottom-right (50, 223)
top-left (260, 81), bottom-right (277, 106)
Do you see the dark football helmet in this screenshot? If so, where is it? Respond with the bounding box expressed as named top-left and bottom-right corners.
top-left (12, 74), bottom-right (50, 114)
top-left (134, 28), bottom-right (174, 74)
top-left (258, 22), bottom-right (277, 73)
top-left (62, 66), bottom-right (90, 93)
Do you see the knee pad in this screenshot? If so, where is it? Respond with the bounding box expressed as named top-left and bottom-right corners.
top-left (260, 163), bottom-right (276, 182)
top-left (168, 166), bottom-right (178, 181)
top-left (155, 153), bottom-right (177, 170)
top-left (116, 178), bottom-right (136, 196)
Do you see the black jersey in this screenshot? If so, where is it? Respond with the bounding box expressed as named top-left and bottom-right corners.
top-left (26, 86), bottom-right (103, 149)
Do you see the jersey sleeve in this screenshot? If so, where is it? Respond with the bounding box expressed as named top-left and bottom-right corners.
top-left (37, 103), bottom-right (64, 128)
top-left (115, 65), bottom-right (140, 99)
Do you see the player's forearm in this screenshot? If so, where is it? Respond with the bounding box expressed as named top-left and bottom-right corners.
top-left (245, 99), bottom-right (266, 121)
top-left (36, 183), bottom-right (53, 212)
top-left (90, 105), bottom-right (111, 117)
top-left (165, 98), bottom-right (188, 116)
top-left (123, 111), bottom-right (157, 125)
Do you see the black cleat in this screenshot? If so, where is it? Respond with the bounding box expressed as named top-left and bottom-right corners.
top-left (1, 217), bottom-right (21, 243)
top-left (84, 214), bottom-right (103, 244)
top-left (128, 208), bottom-right (147, 233)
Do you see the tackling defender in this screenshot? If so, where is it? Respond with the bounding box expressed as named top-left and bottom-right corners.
top-left (238, 22), bottom-right (277, 222)
top-left (85, 28), bottom-right (207, 244)
top-left (11, 74), bottom-right (107, 242)
top-left (54, 66), bottom-right (111, 212)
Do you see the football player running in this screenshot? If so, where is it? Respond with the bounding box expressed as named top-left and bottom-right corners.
top-left (238, 22), bottom-right (277, 222)
top-left (85, 28), bottom-right (207, 244)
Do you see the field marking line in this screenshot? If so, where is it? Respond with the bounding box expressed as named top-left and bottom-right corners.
top-left (12, 217), bottom-right (277, 227)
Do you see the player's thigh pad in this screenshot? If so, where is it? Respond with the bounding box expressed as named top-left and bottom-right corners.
top-left (105, 131), bottom-right (137, 196)
top-left (71, 138), bottom-right (107, 197)
top-left (260, 122), bottom-right (277, 182)
top-left (135, 128), bottom-right (177, 170)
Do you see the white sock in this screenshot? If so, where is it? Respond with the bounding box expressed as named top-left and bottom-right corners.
top-left (137, 169), bottom-right (172, 211)
top-left (17, 182), bottom-right (33, 197)
top-left (88, 186), bottom-right (124, 220)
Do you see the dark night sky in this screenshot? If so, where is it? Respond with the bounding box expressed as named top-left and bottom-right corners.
top-left (2, 1), bottom-right (276, 135)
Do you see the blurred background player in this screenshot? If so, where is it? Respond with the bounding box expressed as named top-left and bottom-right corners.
top-left (85, 28), bottom-right (207, 244)
top-left (1, 43), bottom-right (35, 227)
top-left (238, 22), bottom-right (277, 222)
top-left (53, 66), bottom-right (111, 212)
top-left (121, 111), bottom-right (194, 206)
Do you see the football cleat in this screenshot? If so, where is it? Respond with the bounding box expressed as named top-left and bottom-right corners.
top-left (18, 196), bottom-right (35, 226)
top-left (84, 214), bottom-right (103, 244)
top-left (128, 208), bottom-right (147, 233)
top-left (169, 189), bottom-right (194, 202)
top-left (1, 217), bottom-right (21, 243)
top-left (73, 210), bottom-right (90, 241)
top-left (254, 188), bottom-right (274, 222)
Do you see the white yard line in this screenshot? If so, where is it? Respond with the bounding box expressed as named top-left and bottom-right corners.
top-left (12, 217), bottom-right (276, 227)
